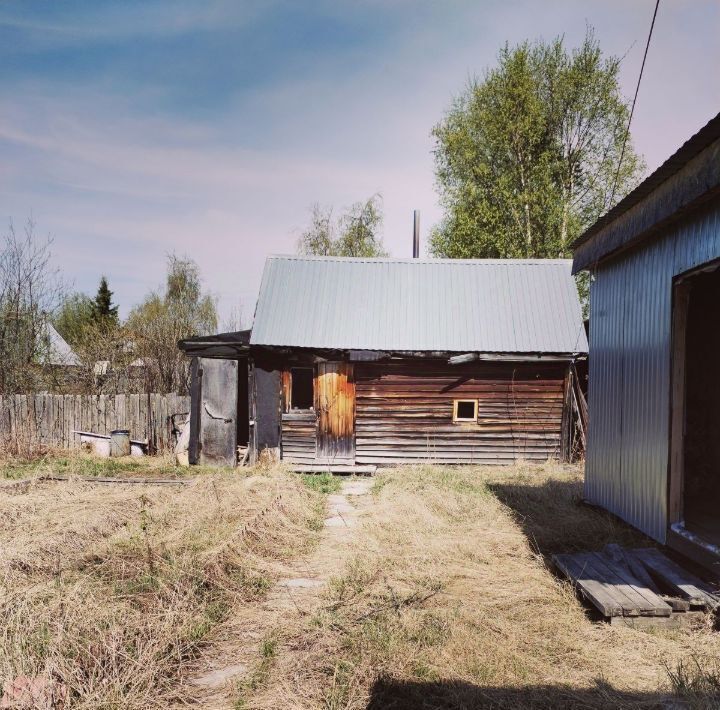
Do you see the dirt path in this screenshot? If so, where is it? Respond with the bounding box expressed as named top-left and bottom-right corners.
top-left (183, 477), bottom-right (374, 709)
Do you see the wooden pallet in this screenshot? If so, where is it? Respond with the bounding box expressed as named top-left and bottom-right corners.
top-left (553, 544), bottom-right (720, 627)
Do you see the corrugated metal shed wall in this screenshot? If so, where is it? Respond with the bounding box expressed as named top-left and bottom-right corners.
top-left (251, 257), bottom-right (588, 354)
top-left (587, 201), bottom-right (720, 542)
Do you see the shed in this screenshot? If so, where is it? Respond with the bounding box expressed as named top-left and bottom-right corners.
top-left (177, 330), bottom-right (251, 466)
top-left (572, 111), bottom-right (720, 567)
top-left (189, 256), bottom-right (587, 469)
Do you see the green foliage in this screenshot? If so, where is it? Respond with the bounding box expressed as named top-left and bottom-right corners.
top-left (54, 292), bottom-right (95, 348)
top-left (298, 194), bottom-right (388, 257)
top-left (301, 472), bottom-right (342, 494)
top-left (126, 254), bottom-right (217, 393)
top-left (0, 218), bottom-right (64, 393)
top-left (91, 276), bottom-right (119, 325)
top-left (430, 29), bottom-right (644, 261)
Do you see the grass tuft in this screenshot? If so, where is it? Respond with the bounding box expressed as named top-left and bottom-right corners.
top-left (301, 472), bottom-right (343, 494)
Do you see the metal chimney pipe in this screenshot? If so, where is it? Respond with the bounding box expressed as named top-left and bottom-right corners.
top-left (413, 210), bottom-right (420, 258)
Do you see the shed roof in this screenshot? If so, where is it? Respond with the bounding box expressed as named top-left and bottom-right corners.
top-left (250, 256), bottom-right (587, 355)
top-left (573, 111), bottom-right (720, 272)
top-left (178, 329), bottom-right (251, 359)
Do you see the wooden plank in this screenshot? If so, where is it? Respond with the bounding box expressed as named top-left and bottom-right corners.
top-left (39, 475), bottom-right (189, 485)
top-left (662, 597), bottom-right (691, 612)
top-left (553, 553), bottom-right (623, 617)
top-left (292, 465), bottom-right (376, 474)
top-left (554, 551), bottom-right (673, 617)
top-left (669, 281), bottom-right (689, 526)
top-left (589, 552), bottom-right (672, 616)
top-left (631, 548), bottom-right (720, 609)
top-left (610, 611), bottom-right (706, 630)
top-left (604, 543), bottom-right (662, 595)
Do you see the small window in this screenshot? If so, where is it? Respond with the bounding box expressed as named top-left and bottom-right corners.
top-left (290, 368), bottom-right (314, 410)
top-left (453, 399), bottom-right (478, 422)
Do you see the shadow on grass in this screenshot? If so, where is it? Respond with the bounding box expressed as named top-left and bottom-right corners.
top-left (486, 478), bottom-right (654, 558)
top-left (367, 677), bottom-right (674, 710)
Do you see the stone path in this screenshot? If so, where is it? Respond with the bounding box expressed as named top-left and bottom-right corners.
top-left (182, 476), bottom-right (374, 708)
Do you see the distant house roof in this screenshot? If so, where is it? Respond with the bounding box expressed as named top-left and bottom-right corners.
top-left (250, 256), bottom-right (587, 355)
top-left (44, 323), bottom-right (81, 366)
top-left (573, 111), bottom-right (720, 272)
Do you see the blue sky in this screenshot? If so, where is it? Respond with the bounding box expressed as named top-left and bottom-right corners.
top-left (1, 0), bottom-right (719, 324)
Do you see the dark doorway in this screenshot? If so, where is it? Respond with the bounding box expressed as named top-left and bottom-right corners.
top-left (680, 265), bottom-right (720, 545)
top-left (290, 367), bottom-right (314, 410)
top-left (237, 358), bottom-right (249, 446)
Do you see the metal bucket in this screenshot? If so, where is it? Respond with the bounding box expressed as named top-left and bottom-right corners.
top-left (110, 429), bottom-right (131, 457)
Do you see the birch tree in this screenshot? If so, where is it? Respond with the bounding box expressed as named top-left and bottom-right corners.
top-left (298, 195), bottom-right (387, 257)
top-left (0, 219), bottom-right (64, 393)
top-left (430, 30), bottom-right (643, 261)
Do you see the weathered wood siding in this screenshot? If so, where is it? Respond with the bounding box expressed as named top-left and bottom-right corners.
top-left (0, 393), bottom-right (190, 453)
top-left (354, 361), bottom-right (567, 465)
top-left (281, 412), bottom-right (316, 463)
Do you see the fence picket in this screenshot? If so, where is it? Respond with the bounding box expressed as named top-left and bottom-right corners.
top-left (0, 393), bottom-right (189, 453)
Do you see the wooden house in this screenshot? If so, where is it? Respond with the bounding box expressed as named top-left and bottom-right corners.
top-left (180, 256), bottom-right (588, 470)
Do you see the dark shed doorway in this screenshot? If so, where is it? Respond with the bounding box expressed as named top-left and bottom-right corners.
top-left (671, 263), bottom-right (720, 547)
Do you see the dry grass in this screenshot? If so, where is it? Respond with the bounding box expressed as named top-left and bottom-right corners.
top-left (0, 466), bottom-right (324, 708)
top-left (240, 462), bottom-right (720, 709)
top-left (0, 449), bottom-right (208, 481)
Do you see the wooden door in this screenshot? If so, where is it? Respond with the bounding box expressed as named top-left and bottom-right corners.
top-left (315, 362), bottom-right (355, 462)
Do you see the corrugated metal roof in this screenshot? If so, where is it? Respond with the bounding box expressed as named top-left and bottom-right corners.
top-left (250, 256), bottom-right (588, 354)
top-left (572, 111), bottom-right (720, 252)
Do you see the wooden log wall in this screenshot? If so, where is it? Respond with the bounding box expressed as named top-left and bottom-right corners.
top-left (354, 361), bottom-right (568, 465)
top-left (0, 393), bottom-right (190, 453)
top-left (281, 412), bottom-right (316, 463)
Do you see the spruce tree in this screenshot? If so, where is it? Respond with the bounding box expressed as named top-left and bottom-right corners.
top-left (92, 276), bottom-right (119, 325)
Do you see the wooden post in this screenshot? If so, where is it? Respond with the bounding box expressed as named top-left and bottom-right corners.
top-left (668, 281), bottom-right (690, 526)
top-left (560, 365), bottom-right (572, 462)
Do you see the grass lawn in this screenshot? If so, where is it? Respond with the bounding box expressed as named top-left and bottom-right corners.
top-left (2, 456), bottom-right (720, 708)
top-left (0, 461), bottom-right (325, 708)
top-left (0, 450), bottom-right (228, 480)
top-left (242, 462), bottom-right (720, 709)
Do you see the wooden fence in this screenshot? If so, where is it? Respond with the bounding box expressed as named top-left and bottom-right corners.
top-left (0, 393), bottom-right (190, 453)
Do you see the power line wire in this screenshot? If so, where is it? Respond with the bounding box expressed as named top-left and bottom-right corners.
top-left (607, 0), bottom-right (661, 209)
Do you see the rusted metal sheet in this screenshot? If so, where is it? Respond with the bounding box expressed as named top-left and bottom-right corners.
top-left (315, 362), bottom-right (355, 462)
top-left (354, 361), bottom-right (566, 465)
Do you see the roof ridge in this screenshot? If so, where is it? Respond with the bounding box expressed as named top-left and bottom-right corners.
top-left (267, 254), bottom-right (572, 265)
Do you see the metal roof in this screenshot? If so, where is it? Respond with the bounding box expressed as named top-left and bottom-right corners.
top-left (44, 323), bottom-right (81, 366)
top-left (572, 111), bottom-right (720, 253)
top-left (250, 256), bottom-right (588, 354)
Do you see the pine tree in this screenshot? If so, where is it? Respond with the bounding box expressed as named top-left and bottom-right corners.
top-left (92, 276), bottom-right (119, 325)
